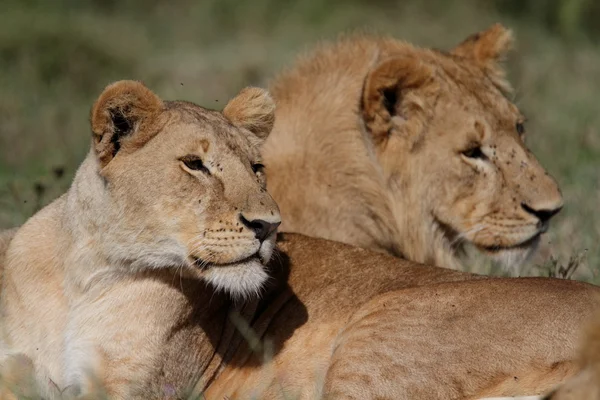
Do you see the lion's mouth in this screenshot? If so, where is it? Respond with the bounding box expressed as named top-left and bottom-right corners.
top-left (478, 232), bottom-right (541, 254)
top-left (191, 252), bottom-right (262, 270)
top-left (435, 217), bottom-right (543, 254)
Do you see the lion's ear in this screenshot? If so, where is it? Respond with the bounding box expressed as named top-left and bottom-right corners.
top-left (91, 80), bottom-right (163, 168)
top-left (223, 87), bottom-right (275, 141)
top-left (451, 23), bottom-right (514, 92)
top-left (362, 56), bottom-right (434, 147)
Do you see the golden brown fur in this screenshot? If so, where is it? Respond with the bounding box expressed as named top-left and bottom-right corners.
top-left (263, 24), bottom-right (563, 270)
top-left (2, 81), bottom-right (599, 400)
top-left (206, 235), bottom-right (600, 400)
top-left (542, 308), bottom-right (600, 400)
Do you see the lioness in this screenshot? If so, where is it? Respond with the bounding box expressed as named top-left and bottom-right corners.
top-left (263, 24), bottom-right (563, 270)
top-left (1, 81), bottom-right (283, 398)
top-left (2, 81), bottom-right (599, 400)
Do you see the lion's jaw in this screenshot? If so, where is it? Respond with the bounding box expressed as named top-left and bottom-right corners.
top-left (414, 211), bottom-right (542, 272)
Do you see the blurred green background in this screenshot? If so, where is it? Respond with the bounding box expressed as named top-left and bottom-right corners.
top-left (0, 0), bottom-right (598, 281)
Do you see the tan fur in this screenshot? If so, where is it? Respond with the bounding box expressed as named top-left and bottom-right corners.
top-left (542, 307), bottom-right (600, 400)
top-left (0, 228), bottom-right (17, 288)
top-left (0, 229), bottom-right (15, 259)
top-left (0, 81), bottom-right (281, 398)
top-left (91, 80), bottom-right (164, 168)
top-left (2, 82), bottom-right (599, 400)
top-left (224, 87), bottom-right (276, 139)
top-left (208, 234), bottom-right (599, 400)
top-left (263, 24), bottom-right (563, 270)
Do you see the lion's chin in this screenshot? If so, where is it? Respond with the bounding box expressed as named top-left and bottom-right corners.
top-left (477, 234), bottom-right (541, 273)
top-left (435, 218), bottom-right (540, 272)
top-left (201, 257), bottom-right (268, 300)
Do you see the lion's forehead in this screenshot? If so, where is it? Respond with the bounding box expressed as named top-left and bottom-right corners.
top-left (449, 82), bottom-right (515, 121)
top-left (159, 103), bottom-right (258, 159)
top-left (427, 54), bottom-right (520, 124)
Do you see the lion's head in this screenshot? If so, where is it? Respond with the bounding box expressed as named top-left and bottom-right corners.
top-left (265, 24), bottom-right (562, 270)
top-left (362, 24), bottom-right (564, 268)
top-left (69, 81), bottom-right (280, 298)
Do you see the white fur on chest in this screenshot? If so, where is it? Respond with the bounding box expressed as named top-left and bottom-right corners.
top-left (63, 319), bottom-right (102, 394)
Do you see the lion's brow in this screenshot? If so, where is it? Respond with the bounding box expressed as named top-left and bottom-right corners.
top-left (164, 100), bottom-right (255, 153)
top-left (164, 100), bottom-right (226, 123)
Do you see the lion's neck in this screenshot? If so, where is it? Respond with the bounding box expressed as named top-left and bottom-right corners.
top-left (58, 153), bottom-right (118, 294)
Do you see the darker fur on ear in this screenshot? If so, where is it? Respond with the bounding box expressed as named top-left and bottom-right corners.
top-left (361, 56), bottom-right (433, 147)
top-left (91, 80), bottom-right (163, 167)
top-left (451, 23), bottom-right (514, 93)
top-left (223, 87), bottom-right (275, 140)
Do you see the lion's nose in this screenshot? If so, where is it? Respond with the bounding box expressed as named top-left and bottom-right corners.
top-left (521, 202), bottom-right (563, 228)
top-left (239, 214), bottom-right (281, 242)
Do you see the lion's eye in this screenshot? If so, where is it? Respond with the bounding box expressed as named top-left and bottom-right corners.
top-left (180, 155), bottom-right (210, 174)
top-left (252, 163), bottom-right (265, 174)
top-left (516, 122), bottom-right (525, 135)
top-left (462, 147), bottom-right (486, 159)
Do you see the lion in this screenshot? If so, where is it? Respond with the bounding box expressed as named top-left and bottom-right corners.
top-left (263, 24), bottom-right (563, 271)
top-left (2, 80), bottom-right (600, 400)
top-left (0, 80), bottom-right (282, 398)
